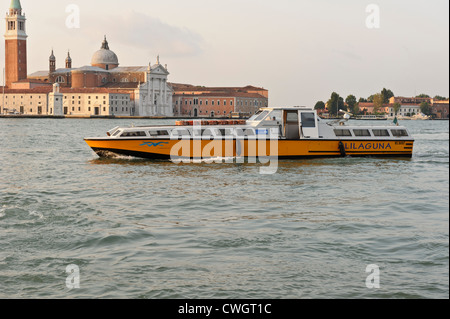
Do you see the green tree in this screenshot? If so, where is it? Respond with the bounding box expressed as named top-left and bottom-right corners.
top-left (420, 101), bottom-right (432, 115)
top-left (326, 92), bottom-right (345, 116)
top-left (345, 95), bottom-right (357, 109)
top-left (359, 97), bottom-right (368, 103)
top-left (434, 95), bottom-right (448, 101)
top-left (373, 93), bottom-right (385, 114)
top-left (416, 94), bottom-right (430, 98)
top-left (381, 88), bottom-right (394, 104)
top-left (345, 95), bottom-right (358, 115)
top-left (314, 101), bottom-right (325, 110)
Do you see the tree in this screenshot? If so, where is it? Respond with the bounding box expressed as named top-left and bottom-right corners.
top-left (372, 93), bottom-right (385, 114)
top-left (434, 95), bottom-right (448, 101)
top-left (359, 97), bottom-right (368, 103)
top-left (392, 102), bottom-right (401, 115)
top-left (416, 94), bottom-right (430, 98)
top-left (314, 101), bottom-right (325, 110)
top-left (420, 101), bottom-right (432, 115)
top-left (381, 88), bottom-right (394, 104)
top-left (326, 92), bottom-right (345, 116)
top-left (345, 95), bottom-right (358, 115)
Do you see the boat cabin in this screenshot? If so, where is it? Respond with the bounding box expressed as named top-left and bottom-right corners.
top-left (105, 106), bottom-right (412, 141)
top-left (247, 107), bottom-right (320, 139)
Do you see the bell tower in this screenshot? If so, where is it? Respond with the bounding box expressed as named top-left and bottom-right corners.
top-left (5, 0), bottom-right (27, 88)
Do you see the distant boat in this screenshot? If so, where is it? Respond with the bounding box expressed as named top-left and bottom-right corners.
top-left (387, 113), bottom-right (431, 121)
top-left (411, 113), bottom-right (431, 120)
top-left (355, 115), bottom-right (387, 120)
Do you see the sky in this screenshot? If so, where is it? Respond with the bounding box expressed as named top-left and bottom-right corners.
top-left (1, 0), bottom-right (449, 107)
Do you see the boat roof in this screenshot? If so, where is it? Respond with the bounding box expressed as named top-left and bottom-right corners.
top-left (261, 106), bottom-right (313, 111)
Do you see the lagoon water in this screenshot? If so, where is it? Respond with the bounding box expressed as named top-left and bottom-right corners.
top-left (0, 118), bottom-right (448, 299)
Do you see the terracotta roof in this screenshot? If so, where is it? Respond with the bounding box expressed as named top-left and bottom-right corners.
top-left (169, 83), bottom-right (267, 92)
top-left (174, 92), bottom-right (266, 99)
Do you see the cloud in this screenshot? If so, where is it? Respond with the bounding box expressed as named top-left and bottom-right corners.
top-left (80, 11), bottom-right (205, 58)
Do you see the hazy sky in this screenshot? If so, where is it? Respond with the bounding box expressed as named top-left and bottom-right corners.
top-left (1, 0), bottom-right (449, 106)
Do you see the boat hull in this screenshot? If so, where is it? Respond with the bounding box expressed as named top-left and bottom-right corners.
top-left (85, 138), bottom-right (414, 159)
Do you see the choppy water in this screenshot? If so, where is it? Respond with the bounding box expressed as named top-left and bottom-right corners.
top-left (0, 118), bottom-right (448, 299)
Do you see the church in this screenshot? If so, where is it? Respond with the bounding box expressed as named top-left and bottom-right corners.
top-left (1, 0), bottom-right (268, 118)
top-left (2, 0), bottom-right (173, 117)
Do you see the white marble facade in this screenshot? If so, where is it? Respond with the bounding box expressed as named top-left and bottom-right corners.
top-left (135, 60), bottom-right (173, 117)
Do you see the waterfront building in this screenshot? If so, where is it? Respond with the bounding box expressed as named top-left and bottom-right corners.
top-left (1, 0), bottom-right (173, 117)
top-left (2, 84), bottom-right (132, 116)
top-left (27, 38), bottom-right (174, 117)
top-left (354, 97), bottom-right (449, 119)
top-left (430, 100), bottom-right (449, 119)
top-left (1, 0), bottom-right (264, 118)
top-left (171, 84), bottom-right (269, 117)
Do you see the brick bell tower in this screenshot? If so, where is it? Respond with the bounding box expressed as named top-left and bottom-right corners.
top-left (4, 0), bottom-right (27, 88)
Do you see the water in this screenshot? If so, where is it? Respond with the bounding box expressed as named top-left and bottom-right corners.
top-left (0, 118), bottom-right (448, 299)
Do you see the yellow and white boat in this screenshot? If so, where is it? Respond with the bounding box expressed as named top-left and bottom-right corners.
top-left (84, 107), bottom-right (414, 160)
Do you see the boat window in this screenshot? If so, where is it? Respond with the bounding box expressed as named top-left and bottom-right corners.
top-left (301, 112), bottom-right (316, 128)
top-left (391, 129), bottom-right (409, 137)
top-left (248, 111), bottom-right (263, 121)
top-left (255, 111), bottom-right (269, 121)
top-left (266, 110), bottom-right (282, 122)
top-left (149, 130), bottom-right (169, 137)
top-left (245, 129), bottom-right (256, 136)
top-left (372, 129), bottom-right (390, 137)
top-left (121, 131), bottom-right (147, 137)
top-left (353, 129), bottom-right (371, 137)
top-left (112, 130), bottom-right (121, 137)
top-left (203, 129), bottom-right (215, 137)
top-left (334, 129), bottom-right (352, 137)
top-left (170, 129), bottom-right (191, 138)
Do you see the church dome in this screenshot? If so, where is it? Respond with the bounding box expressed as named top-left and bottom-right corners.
top-left (91, 36), bottom-right (119, 67)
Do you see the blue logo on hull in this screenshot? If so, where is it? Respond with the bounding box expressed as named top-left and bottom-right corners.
top-left (140, 142), bottom-right (170, 147)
